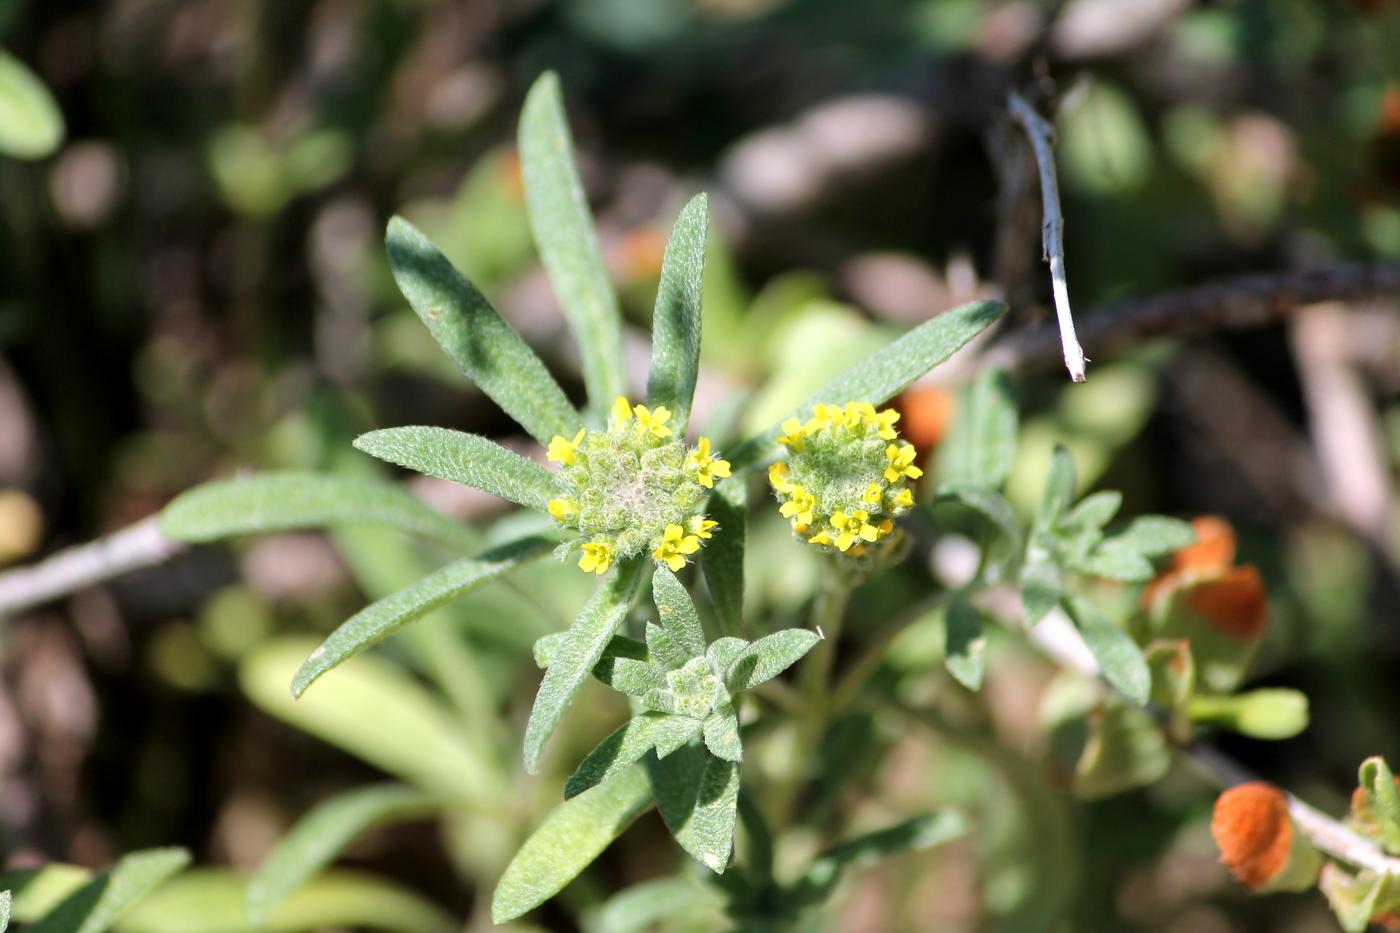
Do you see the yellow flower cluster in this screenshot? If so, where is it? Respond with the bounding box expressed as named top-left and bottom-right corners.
top-left (768, 401), bottom-right (920, 557)
top-left (545, 397), bottom-right (731, 575)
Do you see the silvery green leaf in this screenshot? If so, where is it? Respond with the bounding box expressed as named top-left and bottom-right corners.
top-left (292, 536), bottom-right (553, 697)
top-left (354, 427), bottom-right (557, 512)
top-left (727, 299), bottom-right (1006, 471)
top-left (159, 472), bottom-right (475, 551)
top-left (647, 746), bottom-right (740, 873)
top-left (646, 621), bottom-right (691, 672)
top-left (565, 714), bottom-right (699, 799)
top-left (492, 767), bottom-right (653, 923)
top-left (705, 638), bottom-right (749, 680)
top-left (524, 559), bottom-right (649, 773)
top-left (724, 629), bottom-right (820, 692)
top-left (652, 566), bottom-right (706, 659)
top-left (606, 658), bottom-right (667, 697)
top-left (702, 701), bottom-right (742, 762)
top-left (646, 194), bottom-right (708, 433)
top-left (1107, 515), bottom-right (1195, 556)
top-left (702, 478), bottom-right (746, 635)
top-left (385, 217), bottom-right (578, 443)
top-left (1066, 598), bottom-right (1150, 706)
top-left (1075, 542), bottom-right (1155, 582)
top-left (519, 72), bottom-right (625, 412)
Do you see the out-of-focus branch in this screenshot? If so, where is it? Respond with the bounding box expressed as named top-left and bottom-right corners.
top-left (1006, 91), bottom-right (1086, 383)
top-left (0, 516), bottom-right (186, 619)
top-left (985, 261), bottom-right (1400, 373)
top-left (1025, 605), bottom-right (1400, 877)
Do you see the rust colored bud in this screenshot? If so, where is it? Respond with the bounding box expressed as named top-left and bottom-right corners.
top-left (1212, 782), bottom-right (1292, 889)
top-left (894, 384), bottom-right (953, 457)
top-left (1188, 565), bottom-right (1268, 639)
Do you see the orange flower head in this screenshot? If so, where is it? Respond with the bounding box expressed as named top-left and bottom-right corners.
top-left (894, 384), bottom-right (953, 456)
top-left (1211, 782), bottom-right (1292, 889)
top-left (1188, 565), bottom-right (1268, 640)
top-left (1171, 515), bottom-right (1237, 575)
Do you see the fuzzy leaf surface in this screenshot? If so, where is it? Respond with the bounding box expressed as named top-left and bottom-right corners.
top-left (647, 746), bottom-right (740, 873)
top-left (725, 629), bottom-right (820, 692)
top-left (354, 427), bottom-right (556, 511)
top-left (646, 194), bottom-right (708, 433)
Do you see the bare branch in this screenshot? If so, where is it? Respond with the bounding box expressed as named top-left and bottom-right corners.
top-left (0, 516), bottom-right (185, 619)
top-left (1006, 91), bottom-right (1086, 383)
top-left (1026, 606), bottom-right (1400, 877)
top-left (986, 260), bottom-right (1400, 373)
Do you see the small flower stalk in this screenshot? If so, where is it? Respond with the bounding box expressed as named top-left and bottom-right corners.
top-left (546, 396), bottom-right (730, 575)
top-left (768, 402), bottom-right (919, 568)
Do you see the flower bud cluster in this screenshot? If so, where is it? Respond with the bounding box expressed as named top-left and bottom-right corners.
top-left (546, 397), bottom-right (729, 575)
top-left (767, 401), bottom-right (920, 559)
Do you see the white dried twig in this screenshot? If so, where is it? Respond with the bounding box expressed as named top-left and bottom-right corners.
top-left (0, 516), bottom-right (185, 618)
top-left (1007, 91), bottom-right (1086, 382)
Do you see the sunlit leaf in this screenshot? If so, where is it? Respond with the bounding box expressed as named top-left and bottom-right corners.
top-left (651, 565), bottom-right (706, 658)
top-left (519, 71), bottom-right (625, 412)
top-left (566, 713), bottom-right (702, 800)
top-left (492, 766), bottom-right (653, 923)
top-left (293, 535), bottom-right (552, 697)
top-left (647, 194), bottom-right (708, 433)
top-left (724, 628), bottom-right (819, 692)
top-left (28, 848), bottom-right (189, 933)
top-left (647, 746), bottom-right (740, 873)
top-left (385, 216), bottom-right (578, 443)
top-left (158, 472), bottom-right (475, 550)
top-left (354, 427), bottom-right (557, 511)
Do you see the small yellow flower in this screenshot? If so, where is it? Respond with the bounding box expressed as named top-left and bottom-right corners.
top-left (777, 417), bottom-right (807, 451)
top-left (877, 518), bottom-right (894, 537)
top-left (689, 516), bottom-right (719, 539)
top-left (873, 407), bottom-right (900, 440)
top-left (779, 486), bottom-right (816, 526)
top-left (845, 401), bottom-right (875, 427)
top-left (883, 443), bottom-right (923, 482)
top-left (808, 529), bottom-right (832, 546)
top-left (548, 498), bottom-right (578, 521)
top-left (579, 540), bottom-right (614, 575)
top-left (768, 461), bottom-right (793, 493)
top-left (653, 523), bottom-right (701, 571)
top-left (633, 403), bottom-right (674, 439)
top-left (862, 483), bottom-right (884, 505)
top-left (685, 437), bottom-right (731, 488)
top-left (547, 428), bottom-right (587, 465)
top-left (610, 395), bottom-right (634, 427)
top-left (894, 487), bottom-right (914, 509)
top-left (830, 509), bottom-right (879, 552)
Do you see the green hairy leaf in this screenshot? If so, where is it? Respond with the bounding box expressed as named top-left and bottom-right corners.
top-left (385, 216), bottom-right (578, 443)
top-left (1067, 598), bottom-right (1150, 706)
top-left (937, 366), bottom-right (1018, 490)
top-left (0, 49), bottom-right (64, 159)
top-left (158, 471), bottom-right (475, 550)
top-left (534, 631), bottom-right (647, 671)
top-left (566, 714), bottom-right (703, 799)
top-left (652, 566), bottom-right (707, 658)
top-left (792, 810), bottom-right (969, 905)
top-left (703, 701), bottom-right (742, 762)
top-left (1, 889), bottom-right (11, 933)
top-left (944, 594), bottom-right (986, 691)
top-left (1106, 515), bottom-right (1195, 555)
top-left (725, 628), bottom-right (820, 692)
top-left (1075, 542), bottom-right (1155, 582)
top-left (728, 299), bottom-right (1005, 470)
top-left (354, 427), bottom-right (557, 511)
top-left (519, 71), bottom-right (626, 411)
top-left (113, 869), bottom-right (456, 933)
top-left (247, 785), bottom-right (437, 925)
top-left (647, 193), bottom-right (709, 433)
top-left (1360, 756), bottom-right (1400, 837)
top-left (28, 848), bottom-right (190, 933)
top-left (648, 745), bottom-right (741, 873)
top-left (524, 559), bottom-right (649, 773)
top-left (492, 766), bottom-right (653, 923)
top-left (293, 535), bottom-right (553, 697)
top-left (646, 621), bottom-right (692, 672)
top-left (702, 478), bottom-right (747, 636)
top-left (242, 640), bottom-right (504, 805)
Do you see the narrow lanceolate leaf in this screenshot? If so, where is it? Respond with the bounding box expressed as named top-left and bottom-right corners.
top-left (565, 714), bottom-right (700, 800)
top-left (292, 535), bottom-right (553, 697)
top-left (492, 766), bottom-right (653, 923)
top-left (524, 559), bottom-right (649, 773)
top-left (937, 366), bottom-right (1018, 490)
top-left (354, 427), bottom-right (557, 511)
top-left (706, 637), bottom-right (749, 677)
top-left (646, 194), bottom-right (709, 433)
top-left (702, 478), bottom-right (747, 635)
top-left (944, 594), bottom-right (986, 691)
top-left (159, 472), bottom-right (474, 550)
top-left (652, 566), bottom-right (706, 658)
top-left (0, 50), bottom-right (64, 160)
top-left (385, 216), bottom-right (578, 443)
top-left (0, 889), bottom-right (11, 933)
top-left (29, 848), bottom-right (190, 933)
top-left (519, 71), bottom-right (625, 411)
top-left (647, 746), bottom-right (740, 873)
top-left (247, 785), bottom-right (437, 925)
top-left (1067, 598), bottom-right (1150, 706)
top-left (727, 299), bottom-right (1006, 470)
top-left (725, 629), bottom-right (820, 692)
top-left (792, 810), bottom-right (969, 905)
